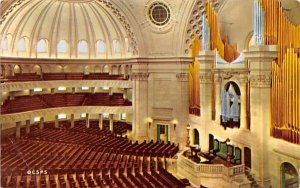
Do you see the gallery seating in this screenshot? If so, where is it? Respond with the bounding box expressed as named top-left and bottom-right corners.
top-left (1, 93), bottom-right (132, 114)
top-left (2, 72), bottom-right (128, 82)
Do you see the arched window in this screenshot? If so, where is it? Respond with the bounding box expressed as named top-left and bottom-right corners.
top-left (113, 39), bottom-right (121, 53)
top-left (281, 162), bottom-right (299, 188)
top-left (37, 39), bottom-right (48, 53)
top-left (78, 40), bottom-right (88, 53)
top-left (221, 81), bottom-right (241, 129)
top-left (57, 40), bottom-right (68, 53)
top-left (96, 40), bottom-right (106, 54)
top-left (1, 37), bottom-right (8, 50)
top-left (18, 37), bottom-right (26, 52)
top-left (125, 37), bottom-right (131, 52)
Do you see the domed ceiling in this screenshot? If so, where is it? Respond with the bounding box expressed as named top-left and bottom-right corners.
top-left (0, 0), bottom-right (138, 59)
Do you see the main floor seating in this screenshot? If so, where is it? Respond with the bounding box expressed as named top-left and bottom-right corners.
top-left (1, 121), bottom-right (183, 188)
top-left (1, 93), bottom-right (132, 114)
top-left (1, 73), bottom-right (127, 82)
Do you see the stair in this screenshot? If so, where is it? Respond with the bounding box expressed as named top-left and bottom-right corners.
top-left (245, 168), bottom-right (259, 188)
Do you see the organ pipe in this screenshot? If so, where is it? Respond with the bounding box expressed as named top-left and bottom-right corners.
top-left (258, 0), bottom-right (300, 144)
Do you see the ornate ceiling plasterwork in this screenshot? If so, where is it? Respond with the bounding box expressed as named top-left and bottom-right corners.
top-left (0, 0), bottom-right (139, 58)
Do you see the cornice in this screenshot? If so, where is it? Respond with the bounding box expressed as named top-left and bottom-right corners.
top-left (1, 80), bottom-right (132, 92)
top-left (0, 106), bottom-right (133, 125)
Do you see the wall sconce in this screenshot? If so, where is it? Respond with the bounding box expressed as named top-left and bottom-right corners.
top-left (173, 123), bottom-right (176, 130)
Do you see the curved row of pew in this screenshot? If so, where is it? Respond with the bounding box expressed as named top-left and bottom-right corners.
top-left (1, 93), bottom-right (131, 114)
top-left (1, 122), bottom-right (184, 188)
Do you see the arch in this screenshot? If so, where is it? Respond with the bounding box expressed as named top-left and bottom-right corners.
top-left (13, 65), bottom-right (21, 74)
top-left (281, 162), bottom-right (299, 188)
top-left (221, 81), bottom-right (241, 129)
top-left (57, 40), bottom-right (68, 53)
top-left (96, 40), bottom-right (106, 54)
top-left (36, 39), bottom-right (48, 53)
top-left (17, 37), bottom-right (29, 52)
top-left (103, 65), bottom-right (110, 73)
top-left (78, 40), bottom-right (88, 53)
top-left (113, 39), bottom-right (121, 53)
top-left (192, 128), bottom-right (200, 146)
top-left (94, 65), bottom-right (101, 73)
top-left (33, 65), bottom-right (42, 75)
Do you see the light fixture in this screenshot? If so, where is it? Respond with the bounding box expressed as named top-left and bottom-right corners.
top-left (58, 86), bottom-right (66, 91)
top-left (103, 86), bottom-right (109, 90)
top-left (33, 88), bottom-right (42, 92)
top-left (81, 86), bottom-right (89, 90)
top-left (57, 113), bottom-right (67, 119)
top-left (33, 117), bottom-right (41, 122)
top-left (80, 113), bottom-right (86, 118)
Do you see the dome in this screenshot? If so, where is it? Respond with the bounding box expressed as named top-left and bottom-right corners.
top-left (0, 0), bottom-right (138, 59)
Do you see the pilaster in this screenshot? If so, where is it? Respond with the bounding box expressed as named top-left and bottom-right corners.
top-left (244, 45), bottom-right (277, 188)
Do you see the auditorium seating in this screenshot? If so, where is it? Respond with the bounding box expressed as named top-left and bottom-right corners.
top-left (2, 72), bottom-right (128, 82)
top-left (1, 93), bottom-right (132, 114)
top-left (1, 121), bottom-right (183, 188)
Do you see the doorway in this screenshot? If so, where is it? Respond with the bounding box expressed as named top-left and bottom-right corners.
top-left (193, 129), bottom-right (200, 146)
top-left (244, 147), bottom-right (251, 169)
top-left (157, 124), bottom-right (169, 143)
top-left (209, 134), bottom-right (214, 151)
top-left (281, 162), bottom-right (299, 188)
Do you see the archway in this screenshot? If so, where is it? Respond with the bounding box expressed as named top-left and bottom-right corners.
top-left (281, 162), bottom-right (299, 188)
top-left (221, 81), bottom-right (241, 129)
top-left (13, 65), bottom-right (21, 75)
top-left (192, 129), bottom-right (200, 146)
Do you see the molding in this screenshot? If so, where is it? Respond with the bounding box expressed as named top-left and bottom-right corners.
top-left (131, 72), bottom-right (149, 81)
top-left (1, 80), bottom-right (132, 92)
top-left (0, 106), bottom-right (133, 125)
top-left (176, 73), bottom-right (188, 82)
top-left (0, 56), bottom-right (193, 65)
top-left (199, 72), bottom-right (212, 83)
top-left (249, 74), bottom-right (272, 88)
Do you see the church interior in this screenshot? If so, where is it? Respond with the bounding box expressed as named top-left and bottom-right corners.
top-left (0, 0), bottom-right (300, 187)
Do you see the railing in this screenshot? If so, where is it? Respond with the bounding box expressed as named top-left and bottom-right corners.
top-left (178, 152), bottom-right (245, 177)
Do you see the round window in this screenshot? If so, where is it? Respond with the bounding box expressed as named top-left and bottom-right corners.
top-left (148, 2), bottom-right (171, 26)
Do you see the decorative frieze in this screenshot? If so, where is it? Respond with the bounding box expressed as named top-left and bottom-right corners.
top-left (199, 73), bottom-right (212, 83)
top-left (131, 72), bottom-right (150, 81)
top-left (250, 74), bottom-right (272, 88)
top-left (1, 80), bottom-right (132, 92)
top-left (176, 73), bottom-right (188, 82)
top-left (0, 106), bottom-right (133, 125)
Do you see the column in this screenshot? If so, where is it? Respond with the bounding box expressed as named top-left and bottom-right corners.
top-left (239, 82), bottom-right (248, 130)
top-left (109, 87), bottom-right (113, 96)
top-left (131, 67), bottom-right (149, 142)
top-left (39, 117), bottom-right (44, 129)
top-left (245, 45), bottom-right (277, 188)
top-left (55, 115), bottom-right (59, 128)
top-left (29, 89), bottom-right (34, 96)
top-left (109, 114), bottom-right (114, 132)
top-left (86, 113), bottom-right (90, 128)
top-left (9, 91), bottom-right (15, 100)
top-left (71, 114), bottom-right (75, 128)
top-left (123, 88), bottom-right (128, 100)
top-left (16, 121), bottom-right (21, 138)
top-left (198, 51), bottom-right (214, 152)
top-left (51, 88), bottom-right (55, 94)
top-left (25, 120), bottom-right (30, 134)
top-left (72, 87), bottom-right (76, 94)
top-left (99, 114), bottom-right (103, 130)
